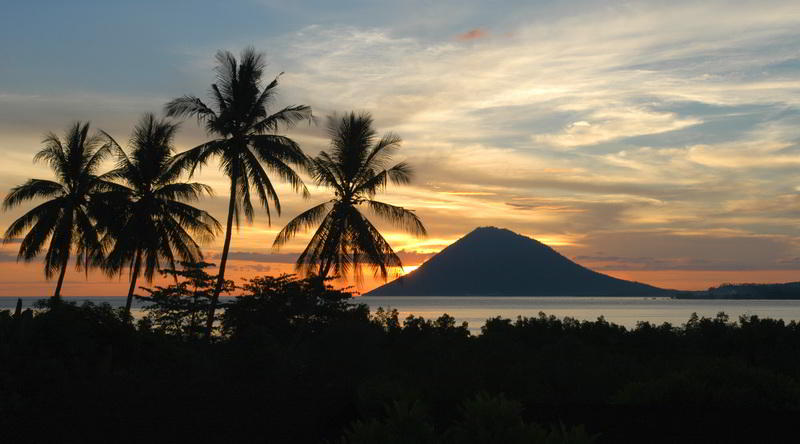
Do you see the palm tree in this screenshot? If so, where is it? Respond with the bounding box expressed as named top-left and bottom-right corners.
top-left (273, 112), bottom-right (426, 281)
top-left (98, 114), bottom-right (221, 313)
top-left (165, 47), bottom-right (312, 337)
top-left (2, 122), bottom-right (114, 298)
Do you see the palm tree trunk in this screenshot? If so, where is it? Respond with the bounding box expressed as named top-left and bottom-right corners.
top-left (205, 179), bottom-right (237, 340)
top-left (125, 250), bottom-right (142, 313)
top-left (53, 256), bottom-right (69, 300)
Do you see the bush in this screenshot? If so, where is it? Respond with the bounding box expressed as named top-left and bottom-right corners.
top-left (221, 274), bottom-right (369, 342)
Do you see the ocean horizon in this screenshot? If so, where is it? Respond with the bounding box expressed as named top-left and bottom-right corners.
top-left (6, 295), bottom-right (800, 333)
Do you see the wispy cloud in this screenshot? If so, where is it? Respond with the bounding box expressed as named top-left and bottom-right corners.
top-left (456, 28), bottom-right (488, 41)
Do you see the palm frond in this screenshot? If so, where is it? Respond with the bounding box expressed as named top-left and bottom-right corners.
top-left (310, 155), bottom-right (346, 193)
top-left (73, 207), bottom-right (104, 271)
top-left (363, 132), bottom-right (402, 171)
top-left (236, 161), bottom-right (255, 225)
top-left (249, 134), bottom-right (311, 171)
top-left (163, 200), bottom-right (221, 241)
top-left (295, 208), bottom-right (340, 276)
top-left (272, 200), bottom-right (333, 249)
top-left (33, 133), bottom-right (68, 177)
top-left (43, 212), bottom-right (73, 278)
top-left (168, 139), bottom-right (225, 178)
top-left (154, 182), bottom-right (213, 202)
top-left (3, 179), bottom-right (65, 210)
top-left (82, 133), bottom-right (113, 177)
top-left (346, 207), bottom-right (403, 280)
top-left (251, 105), bottom-right (313, 133)
top-left (258, 152), bottom-right (310, 199)
top-left (355, 162), bottom-right (413, 196)
top-left (4, 198), bottom-right (63, 246)
top-left (241, 148), bottom-right (279, 221)
top-left (367, 200), bottom-right (427, 237)
top-left (164, 96), bottom-right (217, 123)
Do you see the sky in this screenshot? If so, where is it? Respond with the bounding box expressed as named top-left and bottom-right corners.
top-left (1, 0), bottom-right (800, 296)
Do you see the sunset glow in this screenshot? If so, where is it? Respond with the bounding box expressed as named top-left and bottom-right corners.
top-left (3, 1), bottom-right (800, 296)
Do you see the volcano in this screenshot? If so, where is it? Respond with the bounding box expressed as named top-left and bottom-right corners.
top-left (365, 227), bottom-right (669, 296)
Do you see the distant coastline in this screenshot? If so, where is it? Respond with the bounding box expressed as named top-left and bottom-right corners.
top-left (673, 282), bottom-right (800, 300)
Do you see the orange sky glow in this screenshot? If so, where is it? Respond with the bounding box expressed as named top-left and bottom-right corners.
top-left (3, 1), bottom-right (800, 297)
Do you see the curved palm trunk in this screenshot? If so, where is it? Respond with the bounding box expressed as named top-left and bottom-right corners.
top-left (53, 256), bottom-right (69, 300)
top-left (205, 179), bottom-right (237, 340)
top-left (125, 250), bottom-right (142, 313)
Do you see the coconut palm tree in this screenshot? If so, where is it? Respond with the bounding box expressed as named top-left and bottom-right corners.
top-left (2, 122), bottom-right (114, 298)
top-left (97, 114), bottom-right (221, 313)
top-left (165, 47), bottom-right (312, 337)
top-left (273, 112), bottom-right (426, 281)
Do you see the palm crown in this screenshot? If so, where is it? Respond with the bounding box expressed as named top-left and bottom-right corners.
top-left (274, 112), bottom-right (426, 280)
top-left (97, 114), bottom-right (221, 311)
top-left (165, 47), bottom-right (312, 225)
top-left (2, 122), bottom-right (115, 297)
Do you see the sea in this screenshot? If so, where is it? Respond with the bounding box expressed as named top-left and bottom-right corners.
top-left (5, 295), bottom-right (800, 334)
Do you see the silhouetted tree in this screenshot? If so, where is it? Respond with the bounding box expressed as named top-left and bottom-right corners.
top-left (137, 261), bottom-right (232, 338)
top-left (273, 112), bottom-right (426, 281)
top-left (165, 47), bottom-right (312, 338)
top-left (97, 114), bottom-right (220, 312)
top-left (222, 273), bottom-right (365, 341)
top-left (2, 122), bottom-right (115, 298)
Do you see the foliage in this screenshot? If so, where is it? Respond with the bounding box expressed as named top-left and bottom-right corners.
top-left (222, 273), bottom-right (367, 341)
top-left (273, 111), bottom-right (426, 280)
top-left (341, 400), bottom-right (438, 444)
top-left (136, 261), bottom-right (233, 339)
top-left (4, 302), bottom-right (800, 442)
top-left (342, 393), bottom-right (598, 444)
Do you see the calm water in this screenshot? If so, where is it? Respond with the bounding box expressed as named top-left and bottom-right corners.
top-left (5, 296), bottom-right (800, 334)
top-left (357, 296), bottom-right (800, 333)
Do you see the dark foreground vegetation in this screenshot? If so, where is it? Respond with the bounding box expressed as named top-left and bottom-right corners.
top-left (3, 271), bottom-right (800, 443)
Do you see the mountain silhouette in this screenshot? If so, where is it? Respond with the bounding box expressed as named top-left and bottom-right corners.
top-left (366, 227), bottom-right (669, 296)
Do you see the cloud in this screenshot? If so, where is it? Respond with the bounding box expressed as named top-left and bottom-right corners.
top-left (212, 251), bottom-right (299, 263)
top-left (533, 108), bottom-right (702, 148)
top-left (457, 28), bottom-right (488, 41)
top-left (573, 254), bottom-right (756, 271)
top-left (4, 1), bottom-right (800, 291)
top-left (227, 264), bottom-right (272, 272)
top-left (0, 251), bottom-right (18, 262)
top-left (440, 191), bottom-right (496, 196)
top-left (563, 230), bottom-right (800, 272)
top-left (505, 201), bottom-right (585, 213)
top-left (395, 250), bottom-right (436, 264)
